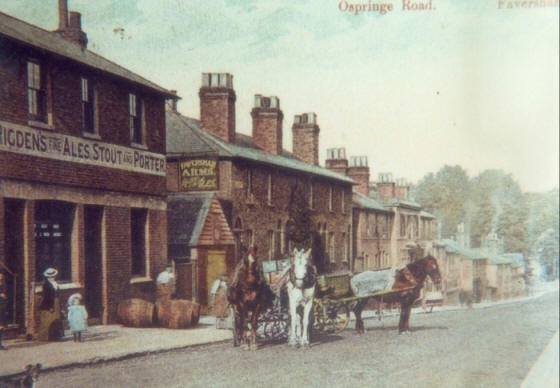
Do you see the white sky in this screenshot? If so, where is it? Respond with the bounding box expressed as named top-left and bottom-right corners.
top-left (2, 0), bottom-right (558, 192)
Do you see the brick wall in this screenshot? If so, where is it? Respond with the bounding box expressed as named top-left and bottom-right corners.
top-left (0, 152), bottom-right (166, 196)
top-left (251, 108), bottom-right (283, 155)
top-left (104, 206), bottom-right (131, 323)
top-left (292, 126), bottom-right (319, 166)
top-left (224, 161), bottom-right (353, 269)
top-left (199, 88), bottom-right (236, 143)
top-left (0, 40), bottom-right (167, 196)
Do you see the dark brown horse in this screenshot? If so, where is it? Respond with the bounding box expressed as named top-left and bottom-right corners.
top-left (227, 247), bottom-right (273, 350)
top-left (353, 255), bottom-right (442, 334)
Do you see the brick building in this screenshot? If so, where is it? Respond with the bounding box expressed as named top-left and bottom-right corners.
top-left (0, 2), bottom-right (175, 333)
top-left (166, 73), bottom-right (354, 306)
top-left (325, 150), bottom-right (438, 273)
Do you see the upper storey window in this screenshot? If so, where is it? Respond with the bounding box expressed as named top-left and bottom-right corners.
top-left (129, 93), bottom-right (144, 145)
top-left (27, 61), bottom-right (46, 122)
top-left (81, 78), bottom-right (95, 134)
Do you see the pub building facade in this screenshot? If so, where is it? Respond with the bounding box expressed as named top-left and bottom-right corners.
top-left (166, 73), bottom-right (354, 308)
top-left (0, 2), bottom-right (175, 334)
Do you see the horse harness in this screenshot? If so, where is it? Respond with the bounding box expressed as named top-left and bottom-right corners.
top-left (289, 264), bottom-right (317, 290)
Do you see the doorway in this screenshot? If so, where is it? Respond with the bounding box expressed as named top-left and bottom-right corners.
top-left (84, 206), bottom-right (103, 320)
top-left (3, 199), bottom-right (25, 329)
top-left (206, 250), bottom-right (226, 307)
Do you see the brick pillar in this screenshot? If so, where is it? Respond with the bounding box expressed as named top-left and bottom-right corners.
top-left (74, 204), bottom-right (85, 285)
top-left (149, 209), bottom-right (168, 279)
top-left (24, 200), bottom-right (36, 336)
top-left (104, 206), bottom-right (131, 324)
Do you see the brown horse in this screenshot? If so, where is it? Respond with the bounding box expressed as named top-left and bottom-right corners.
top-left (227, 247), bottom-right (273, 350)
top-left (353, 255), bottom-right (442, 334)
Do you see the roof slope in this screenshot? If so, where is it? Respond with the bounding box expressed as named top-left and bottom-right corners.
top-left (166, 110), bottom-right (355, 184)
top-left (167, 193), bottom-right (213, 247)
top-left (353, 192), bottom-right (392, 213)
top-left (0, 12), bottom-right (175, 97)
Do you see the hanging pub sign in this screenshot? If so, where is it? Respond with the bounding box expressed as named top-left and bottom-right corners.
top-left (179, 158), bottom-right (218, 191)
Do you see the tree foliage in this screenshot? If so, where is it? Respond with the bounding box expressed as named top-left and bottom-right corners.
top-left (413, 167), bottom-right (544, 255)
top-left (287, 181), bottom-right (313, 248)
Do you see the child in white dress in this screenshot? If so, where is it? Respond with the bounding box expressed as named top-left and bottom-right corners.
top-left (67, 293), bottom-right (88, 342)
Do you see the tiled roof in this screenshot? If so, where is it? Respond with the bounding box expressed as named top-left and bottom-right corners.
top-left (167, 192), bottom-right (213, 247)
top-left (353, 192), bottom-right (392, 213)
top-left (440, 240), bottom-right (520, 265)
top-left (0, 12), bottom-right (176, 98)
top-left (387, 198), bottom-right (422, 209)
top-left (440, 239), bottom-right (488, 260)
top-left (166, 110), bottom-right (355, 184)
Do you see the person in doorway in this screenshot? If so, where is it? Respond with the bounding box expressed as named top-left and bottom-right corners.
top-left (37, 268), bottom-right (63, 341)
top-left (0, 273), bottom-right (8, 350)
top-left (67, 293), bottom-right (88, 342)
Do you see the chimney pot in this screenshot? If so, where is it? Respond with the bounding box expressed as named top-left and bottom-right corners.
top-left (325, 147), bottom-right (348, 175)
top-left (348, 156), bottom-right (370, 196)
top-left (69, 11), bottom-right (82, 29)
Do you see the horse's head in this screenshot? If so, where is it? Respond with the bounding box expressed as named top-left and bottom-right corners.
top-left (291, 247), bottom-right (311, 289)
top-left (424, 255), bottom-right (441, 287)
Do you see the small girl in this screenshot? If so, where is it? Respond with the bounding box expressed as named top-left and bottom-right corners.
top-left (67, 293), bottom-right (88, 342)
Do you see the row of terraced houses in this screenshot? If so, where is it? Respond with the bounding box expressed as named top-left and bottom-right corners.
top-left (0, 1), bottom-right (525, 337)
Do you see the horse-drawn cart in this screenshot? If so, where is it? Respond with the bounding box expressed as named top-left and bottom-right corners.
top-left (231, 253), bottom-right (442, 348)
top-left (312, 272), bottom-right (417, 333)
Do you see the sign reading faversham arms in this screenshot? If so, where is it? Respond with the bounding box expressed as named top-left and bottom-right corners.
top-left (179, 158), bottom-right (218, 191)
top-left (0, 120), bottom-right (165, 176)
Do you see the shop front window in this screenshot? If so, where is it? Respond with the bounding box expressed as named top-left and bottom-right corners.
top-left (35, 201), bottom-right (74, 282)
top-left (131, 208), bottom-right (148, 277)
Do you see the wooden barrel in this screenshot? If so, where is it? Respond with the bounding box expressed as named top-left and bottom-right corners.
top-left (156, 283), bottom-right (173, 301)
top-left (156, 299), bottom-right (200, 329)
top-left (117, 299), bottom-right (155, 327)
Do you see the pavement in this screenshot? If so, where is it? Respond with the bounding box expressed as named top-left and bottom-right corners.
top-left (1, 280), bottom-right (557, 380)
top-left (0, 316), bottom-right (231, 378)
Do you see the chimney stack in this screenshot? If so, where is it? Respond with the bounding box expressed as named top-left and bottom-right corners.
top-left (251, 95), bottom-right (283, 155)
top-left (58, 0), bottom-right (68, 30)
top-left (395, 178), bottom-right (409, 200)
top-left (55, 0), bottom-right (88, 49)
top-left (199, 73), bottom-right (236, 143)
top-left (348, 156), bottom-right (370, 196)
top-left (325, 148), bottom-right (348, 176)
top-left (292, 113), bottom-right (320, 166)
top-left (377, 172), bottom-right (396, 202)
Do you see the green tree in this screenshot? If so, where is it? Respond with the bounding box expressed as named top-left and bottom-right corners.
top-left (469, 170), bottom-right (528, 253)
top-left (287, 181), bottom-right (312, 248)
top-left (413, 165), bottom-right (469, 238)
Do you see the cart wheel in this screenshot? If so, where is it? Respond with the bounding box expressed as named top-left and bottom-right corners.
top-left (314, 301), bottom-right (350, 333)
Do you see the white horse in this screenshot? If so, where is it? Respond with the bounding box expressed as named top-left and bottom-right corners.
top-left (286, 248), bottom-right (316, 347)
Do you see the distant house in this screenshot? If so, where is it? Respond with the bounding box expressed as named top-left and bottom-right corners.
top-left (324, 151), bottom-right (438, 274)
top-left (436, 233), bottom-right (527, 304)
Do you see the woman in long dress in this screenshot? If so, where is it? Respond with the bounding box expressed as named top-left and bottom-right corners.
top-left (37, 268), bottom-right (63, 341)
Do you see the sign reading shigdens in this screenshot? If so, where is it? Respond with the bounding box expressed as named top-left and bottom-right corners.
top-left (0, 120), bottom-right (165, 176)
